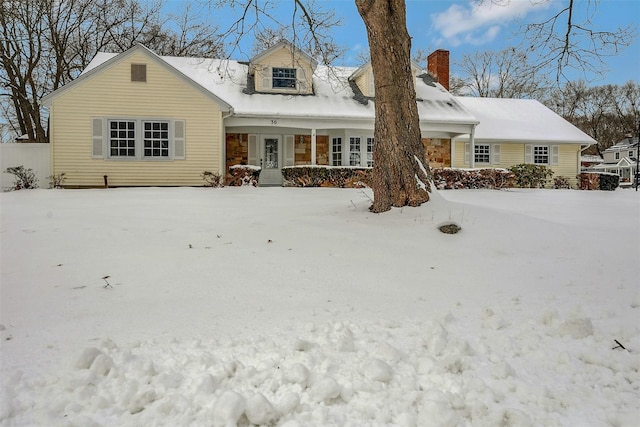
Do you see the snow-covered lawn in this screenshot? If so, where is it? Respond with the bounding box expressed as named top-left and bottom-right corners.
top-left (1, 187), bottom-right (638, 426)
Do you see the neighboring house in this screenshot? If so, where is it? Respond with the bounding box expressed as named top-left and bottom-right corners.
top-left (588, 137), bottom-right (639, 183)
top-left (42, 41), bottom-right (594, 188)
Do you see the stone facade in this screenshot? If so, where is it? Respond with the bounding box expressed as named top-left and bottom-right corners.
top-left (226, 133), bottom-right (330, 175)
top-left (225, 133), bottom-right (248, 177)
top-left (423, 138), bottom-right (451, 168)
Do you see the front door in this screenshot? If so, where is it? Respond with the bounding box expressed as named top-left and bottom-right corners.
top-left (259, 136), bottom-right (282, 186)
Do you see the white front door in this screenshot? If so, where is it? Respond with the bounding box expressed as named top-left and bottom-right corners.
top-left (259, 136), bottom-right (282, 185)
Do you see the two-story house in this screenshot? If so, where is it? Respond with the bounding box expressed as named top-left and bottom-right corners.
top-left (589, 137), bottom-right (639, 183)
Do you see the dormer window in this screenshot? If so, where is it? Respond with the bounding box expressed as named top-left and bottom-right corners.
top-left (273, 68), bottom-right (296, 89)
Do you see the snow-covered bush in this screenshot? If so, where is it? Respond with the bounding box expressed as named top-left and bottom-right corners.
top-left (201, 171), bottom-right (224, 187)
top-left (48, 173), bottom-right (66, 189)
top-left (432, 168), bottom-right (515, 190)
top-left (553, 176), bottom-right (571, 189)
top-left (509, 164), bottom-right (554, 188)
top-left (577, 172), bottom-right (619, 191)
top-left (226, 165), bottom-right (260, 186)
top-left (5, 165), bottom-right (38, 190)
top-left (282, 166), bottom-right (372, 188)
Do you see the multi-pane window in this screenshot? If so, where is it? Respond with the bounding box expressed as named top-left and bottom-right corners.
top-left (349, 137), bottom-right (361, 166)
top-left (109, 120), bottom-right (136, 157)
top-left (332, 137), bottom-right (342, 166)
top-left (475, 144), bottom-right (490, 163)
top-left (366, 137), bottom-right (374, 167)
top-left (533, 145), bottom-right (549, 164)
top-left (615, 152), bottom-right (620, 160)
top-left (143, 121), bottom-right (169, 158)
top-left (272, 68), bottom-right (296, 89)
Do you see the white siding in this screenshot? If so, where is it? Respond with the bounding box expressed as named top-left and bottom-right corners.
top-left (1, 143), bottom-right (51, 190)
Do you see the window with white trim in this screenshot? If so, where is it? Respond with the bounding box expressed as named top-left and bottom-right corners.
top-left (109, 120), bottom-right (136, 157)
top-left (272, 67), bottom-right (296, 89)
top-left (475, 144), bottom-right (490, 164)
top-left (332, 137), bottom-right (342, 166)
top-left (349, 137), bottom-right (361, 166)
top-left (97, 118), bottom-right (184, 160)
top-left (366, 137), bottom-right (374, 167)
top-left (615, 152), bottom-right (620, 160)
top-left (533, 145), bottom-right (549, 164)
top-left (143, 121), bottom-right (169, 158)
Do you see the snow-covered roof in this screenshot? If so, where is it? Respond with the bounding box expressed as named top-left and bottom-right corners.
top-left (591, 157), bottom-right (635, 169)
top-left (604, 137), bottom-right (638, 152)
top-left (455, 97), bottom-right (596, 145)
top-left (581, 155), bottom-right (603, 164)
top-left (78, 47), bottom-right (478, 127)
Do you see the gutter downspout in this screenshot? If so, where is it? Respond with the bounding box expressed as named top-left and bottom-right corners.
top-left (579, 143), bottom-right (593, 172)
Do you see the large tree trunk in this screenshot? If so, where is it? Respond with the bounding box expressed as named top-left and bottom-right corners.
top-left (355, 0), bottom-right (431, 213)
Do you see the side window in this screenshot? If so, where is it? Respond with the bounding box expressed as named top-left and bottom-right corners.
top-left (349, 137), bottom-right (361, 166)
top-left (332, 137), bottom-right (342, 166)
top-left (474, 144), bottom-right (490, 163)
top-left (97, 118), bottom-right (184, 160)
top-left (143, 121), bottom-right (169, 158)
top-left (533, 145), bottom-right (549, 164)
top-left (109, 120), bottom-right (136, 157)
top-left (366, 137), bottom-right (374, 167)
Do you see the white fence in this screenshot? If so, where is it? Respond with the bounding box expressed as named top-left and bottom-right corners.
top-left (1, 143), bottom-right (51, 190)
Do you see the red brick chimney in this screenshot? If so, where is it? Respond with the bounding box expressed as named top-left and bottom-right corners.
top-left (427, 49), bottom-right (450, 91)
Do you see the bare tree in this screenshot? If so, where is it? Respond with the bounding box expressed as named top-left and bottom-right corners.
top-left (520, 0), bottom-right (637, 81)
top-left (0, 0), bottom-right (223, 143)
top-left (1, 1), bottom-right (49, 142)
top-left (253, 27), bottom-right (290, 54)
top-left (455, 47), bottom-right (550, 99)
top-left (211, 0), bottom-right (343, 63)
top-left (545, 80), bottom-right (640, 155)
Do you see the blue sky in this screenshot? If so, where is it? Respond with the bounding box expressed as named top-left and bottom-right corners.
top-left (169, 0), bottom-right (639, 85)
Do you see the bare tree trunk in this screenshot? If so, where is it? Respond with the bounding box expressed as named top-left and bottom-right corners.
top-left (355, 0), bottom-right (430, 213)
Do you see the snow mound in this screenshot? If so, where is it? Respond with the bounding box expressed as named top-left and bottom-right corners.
top-left (3, 314), bottom-right (638, 426)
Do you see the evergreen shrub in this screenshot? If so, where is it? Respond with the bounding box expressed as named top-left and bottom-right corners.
top-left (598, 173), bottom-right (619, 191)
top-left (282, 166), bottom-right (372, 188)
top-left (432, 168), bottom-right (514, 189)
top-left (509, 164), bottom-right (554, 188)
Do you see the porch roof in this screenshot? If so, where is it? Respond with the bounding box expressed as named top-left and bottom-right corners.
top-left (591, 157), bottom-right (636, 169)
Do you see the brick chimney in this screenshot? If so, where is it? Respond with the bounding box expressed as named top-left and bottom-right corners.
top-left (427, 49), bottom-right (450, 91)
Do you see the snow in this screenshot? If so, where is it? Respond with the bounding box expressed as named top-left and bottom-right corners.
top-left (78, 49), bottom-right (478, 126)
top-left (1, 187), bottom-right (639, 426)
top-left (455, 97), bottom-right (595, 145)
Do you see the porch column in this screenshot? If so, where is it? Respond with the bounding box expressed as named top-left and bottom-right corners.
top-left (469, 124), bottom-right (476, 168)
top-left (311, 129), bottom-right (317, 165)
